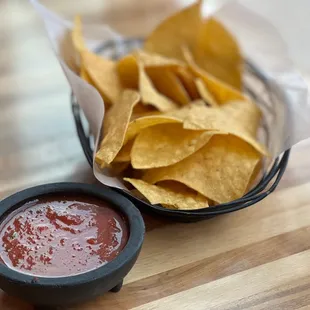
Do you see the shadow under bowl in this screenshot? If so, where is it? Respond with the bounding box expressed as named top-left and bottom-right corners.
top-left (0, 183), bottom-right (145, 307)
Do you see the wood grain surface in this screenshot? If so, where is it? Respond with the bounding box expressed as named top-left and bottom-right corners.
top-left (0, 0), bottom-right (310, 309)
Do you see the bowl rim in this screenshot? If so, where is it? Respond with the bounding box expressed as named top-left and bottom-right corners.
top-left (0, 182), bottom-right (145, 287)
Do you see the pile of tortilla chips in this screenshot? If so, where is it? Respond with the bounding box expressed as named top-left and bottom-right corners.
top-left (70, 1), bottom-right (268, 210)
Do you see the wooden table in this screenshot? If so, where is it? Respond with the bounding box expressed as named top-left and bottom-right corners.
top-left (1, 0), bottom-right (310, 309)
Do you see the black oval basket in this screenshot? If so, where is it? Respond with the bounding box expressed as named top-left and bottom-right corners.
top-left (71, 38), bottom-right (290, 221)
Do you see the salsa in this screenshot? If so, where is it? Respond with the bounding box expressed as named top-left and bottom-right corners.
top-left (0, 195), bottom-right (129, 277)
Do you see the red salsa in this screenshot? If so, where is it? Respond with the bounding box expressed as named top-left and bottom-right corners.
top-left (0, 195), bottom-right (129, 277)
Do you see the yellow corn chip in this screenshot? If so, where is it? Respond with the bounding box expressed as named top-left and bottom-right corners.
top-left (194, 19), bottom-right (242, 89)
top-left (167, 102), bottom-right (267, 155)
top-left (80, 64), bottom-right (92, 83)
top-left (247, 160), bottom-right (263, 191)
top-left (146, 67), bottom-right (190, 105)
top-left (68, 15), bottom-right (88, 73)
top-left (124, 178), bottom-right (209, 210)
top-left (139, 63), bottom-right (178, 112)
top-left (195, 78), bottom-right (218, 107)
top-left (136, 50), bottom-right (184, 68)
top-left (144, 2), bottom-right (241, 88)
top-left (131, 123), bottom-right (219, 169)
top-left (165, 99), bottom-right (206, 120)
top-left (183, 46), bottom-right (246, 105)
top-left (61, 30), bottom-right (80, 73)
top-left (221, 100), bottom-right (262, 137)
top-left (82, 50), bottom-right (122, 106)
top-left (144, 2), bottom-right (202, 62)
top-left (114, 139), bottom-right (135, 163)
top-left (71, 15), bottom-right (87, 54)
top-left (144, 135), bottom-right (261, 203)
top-left (116, 54), bottom-right (139, 89)
top-left (124, 115), bottom-right (182, 144)
top-left (95, 90), bottom-right (140, 166)
top-left (185, 103), bottom-right (266, 155)
top-left (175, 67), bottom-right (200, 100)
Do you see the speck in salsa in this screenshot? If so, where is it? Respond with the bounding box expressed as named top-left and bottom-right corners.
top-left (0, 195), bottom-right (129, 277)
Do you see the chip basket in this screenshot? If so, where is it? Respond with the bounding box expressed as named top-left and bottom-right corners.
top-left (71, 38), bottom-right (290, 221)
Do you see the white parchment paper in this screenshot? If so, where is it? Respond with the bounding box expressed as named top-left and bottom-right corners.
top-left (30, 0), bottom-right (310, 190)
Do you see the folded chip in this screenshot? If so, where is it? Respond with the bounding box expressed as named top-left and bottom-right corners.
top-left (117, 54), bottom-right (139, 89)
top-left (175, 67), bottom-right (200, 100)
top-left (95, 90), bottom-right (140, 167)
top-left (82, 51), bottom-right (123, 106)
top-left (124, 178), bottom-right (209, 210)
top-left (182, 46), bottom-right (246, 105)
top-left (195, 78), bottom-right (218, 106)
top-left (139, 63), bottom-right (178, 112)
top-left (146, 67), bottom-right (190, 106)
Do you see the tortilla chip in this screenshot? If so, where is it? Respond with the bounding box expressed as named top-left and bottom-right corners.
top-left (143, 135), bottom-right (261, 203)
top-left (68, 15), bottom-right (88, 73)
top-left (136, 50), bottom-right (184, 68)
top-left (114, 139), bottom-right (134, 163)
top-left (144, 2), bottom-right (242, 88)
top-left (131, 123), bottom-right (219, 169)
top-left (71, 15), bottom-right (87, 55)
top-left (164, 100), bottom-right (208, 122)
top-left (144, 2), bottom-right (202, 62)
top-left (183, 46), bottom-right (246, 105)
top-left (194, 18), bottom-right (242, 89)
top-left (167, 102), bottom-right (267, 155)
top-left (164, 100), bottom-right (207, 126)
top-left (247, 160), bottom-right (263, 191)
top-left (146, 67), bottom-right (190, 105)
top-left (139, 63), bottom-right (178, 112)
top-left (82, 50), bottom-right (122, 106)
top-left (95, 90), bottom-right (140, 166)
top-left (80, 64), bottom-right (92, 83)
top-left (185, 102), bottom-right (266, 155)
top-left (124, 115), bottom-right (182, 144)
top-left (195, 78), bottom-right (218, 107)
top-left (116, 54), bottom-right (139, 89)
top-left (221, 100), bottom-right (262, 136)
top-left (61, 30), bottom-right (80, 73)
top-left (124, 178), bottom-right (209, 210)
top-left (175, 67), bottom-right (200, 100)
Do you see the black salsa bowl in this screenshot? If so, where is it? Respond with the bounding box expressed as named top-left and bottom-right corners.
top-left (0, 183), bottom-right (145, 306)
top-left (71, 38), bottom-right (290, 222)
